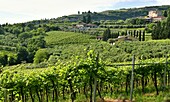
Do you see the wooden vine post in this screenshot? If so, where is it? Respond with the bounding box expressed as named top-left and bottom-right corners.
top-left (130, 55), bottom-right (135, 102)
top-left (93, 53), bottom-right (99, 102)
top-left (164, 55), bottom-right (168, 89)
top-left (4, 88), bottom-right (7, 102)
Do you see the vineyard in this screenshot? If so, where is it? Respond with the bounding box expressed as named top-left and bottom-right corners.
top-left (44, 32), bottom-right (170, 64)
top-left (0, 50), bottom-right (170, 102)
top-left (45, 31), bottom-right (96, 46)
top-left (0, 30), bottom-right (170, 101)
top-left (1, 4), bottom-right (170, 102)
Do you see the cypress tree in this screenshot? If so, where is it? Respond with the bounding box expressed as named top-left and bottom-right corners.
top-left (82, 16), bottom-right (86, 23)
top-left (118, 31), bottom-right (120, 36)
top-left (152, 22), bottom-right (161, 39)
top-left (152, 8), bottom-right (170, 39)
top-left (125, 30), bottom-right (128, 35)
top-left (130, 30), bottom-right (132, 36)
top-left (166, 9), bottom-right (170, 38)
top-left (133, 30), bottom-right (136, 38)
top-left (87, 14), bottom-right (91, 24)
top-left (136, 30), bottom-right (139, 38)
top-left (103, 30), bottom-right (107, 41)
top-left (161, 22), bottom-right (167, 39)
top-left (142, 31), bottom-right (145, 41)
top-left (107, 27), bottom-right (111, 38)
top-left (163, 10), bottom-right (168, 17)
top-left (102, 28), bottom-right (111, 41)
top-left (139, 30), bottom-right (141, 41)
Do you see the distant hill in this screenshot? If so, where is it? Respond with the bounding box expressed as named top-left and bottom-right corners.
top-left (99, 5), bottom-right (170, 20)
top-left (1, 5), bottom-right (170, 29)
top-left (13, 5), bottom-right (169, 26)
top-left (57, 5), bottom-right (170, 22)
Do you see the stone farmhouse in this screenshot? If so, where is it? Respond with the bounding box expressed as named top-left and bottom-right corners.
top-left (145, 10), bottom-right (165, 22)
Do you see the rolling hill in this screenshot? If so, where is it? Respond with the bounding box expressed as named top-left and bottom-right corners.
top-left (56, 5), bottom-right (170, 22)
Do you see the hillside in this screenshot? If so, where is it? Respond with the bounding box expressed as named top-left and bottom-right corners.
top-left (0, 5), bottom-right (168, 27)
top-left (1, 29), bottom-right (170, 67)
top-left (0, 5), bottom-right (170, 67)
top-left (56, 5), bottom-right (170, 22)
top-left (1, 4), bottom-right (170, 101)
top-left (1, 30), bottom-right (170, 102)
top-left (45, 31), bottom-right (96, 46)
top-left (44, 32), bottom-right (170, 64)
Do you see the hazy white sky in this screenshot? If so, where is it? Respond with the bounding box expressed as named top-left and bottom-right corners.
top-left (0, 0), bottom-right (170, 24)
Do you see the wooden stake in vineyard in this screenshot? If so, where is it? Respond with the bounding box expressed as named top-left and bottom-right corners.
top-left (130, 55), bottom-right (135, 102)
top-left (93, 53), bottom-right (99, 102)
top-left (4, 88), bottom-right (7, 102)
top-left (164, 55), bottom-right (168, 89)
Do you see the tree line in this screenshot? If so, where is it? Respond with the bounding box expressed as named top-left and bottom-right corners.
top-left (102, 28), bottom-right (145, 42)
top-left (0, 22), bottom-right (61, 66)
top-left (152, 8), bottom-right (170, 39)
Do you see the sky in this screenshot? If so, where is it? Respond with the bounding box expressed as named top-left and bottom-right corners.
top-left (0, 0), bottom-right (170, 24)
